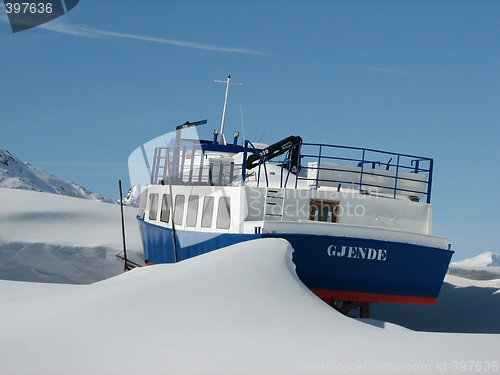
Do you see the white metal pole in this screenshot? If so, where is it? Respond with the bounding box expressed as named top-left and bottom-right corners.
top-left (219, 75), bottom-right (231, 145)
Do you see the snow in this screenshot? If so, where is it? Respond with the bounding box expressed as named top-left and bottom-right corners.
top-left (1, 188), bottom-right (500, 374)
top-left (447, 252), bottom-right (500, 281)
top-left (445, 274), bottom-right (500, 290)
top-left (0, 149), bottom-right (116, 203)
top-left (447, 265), bottom-right (500, 281)
top-left (371, 273), bottom-right (500, 334)
top-left (120, 183), bottom-right (143, 207)
top-left (452, 251), bottom-right (500, 267)
top-left (0, 188), bottom-right (142, 283)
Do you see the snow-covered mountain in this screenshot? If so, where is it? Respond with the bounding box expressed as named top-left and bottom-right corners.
top-left (0, 149), bottom-right (116, 203)
top-left (120, 183), bottom-right (143, 207)
top-left (452, 251), bottom-right (500, 267)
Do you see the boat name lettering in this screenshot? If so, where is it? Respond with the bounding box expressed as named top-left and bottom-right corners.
top-left (326, 245), bottom-right (387, 261)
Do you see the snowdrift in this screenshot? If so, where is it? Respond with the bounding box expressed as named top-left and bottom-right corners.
top-left (1, 238), bottom-right (500, 375)
top-left (0, 188), bottom-right (142, 283)
top-left (1, 187), bottom-right (500, 374)
top-left (372, 274), bottom-right (500, 333)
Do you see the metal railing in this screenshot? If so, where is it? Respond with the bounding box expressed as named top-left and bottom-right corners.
top-left (246, 142), bottom-right (434, 203)
top-left (150, 146), bottom-right (241, 187)
top-left (150, 140), bottom-right (434, 203)
top-left (298, 143), bottom-right (433, 203)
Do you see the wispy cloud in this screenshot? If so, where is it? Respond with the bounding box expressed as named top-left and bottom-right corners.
top-left (0, 15), bottom-right (268, 55)
top-left (357, 66), bottom-right (430, 77)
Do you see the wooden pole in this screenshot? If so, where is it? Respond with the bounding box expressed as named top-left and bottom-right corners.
top-left (165, 146), bottom-right (179, 263)
top-left (118, 180), bottom-right (130, 271)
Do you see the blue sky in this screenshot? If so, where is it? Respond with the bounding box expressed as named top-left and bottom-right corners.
top-left (1, 0), bottom-right (499, 261)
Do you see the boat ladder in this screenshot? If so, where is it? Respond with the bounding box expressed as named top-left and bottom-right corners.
top-left (264, 188), bottom-right (285, 221)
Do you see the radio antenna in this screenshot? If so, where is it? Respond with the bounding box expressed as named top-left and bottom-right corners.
top-left (240, 105), bottom-right (246, 145)
top-left (215, 75), bottom-right (241, 145)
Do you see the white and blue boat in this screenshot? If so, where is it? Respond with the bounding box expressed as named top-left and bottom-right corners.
top-left (136, 76), bottom-right (454, 305)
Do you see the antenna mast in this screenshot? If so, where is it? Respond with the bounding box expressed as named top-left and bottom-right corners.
top-left (215, 75), bottom-right (241, 145)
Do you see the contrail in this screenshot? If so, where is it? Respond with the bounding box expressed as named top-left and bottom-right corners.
top-left (0, 15), bottom-right (268, 55)
top-left (358, 66), bottom-right (430, 77)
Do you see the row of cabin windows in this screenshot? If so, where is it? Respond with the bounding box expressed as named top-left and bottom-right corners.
top-left (148, 193), bottom-right (231, 229)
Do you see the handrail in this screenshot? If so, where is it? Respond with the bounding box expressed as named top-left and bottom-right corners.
top-left (296, 143), bottom-right (434, 203)
top-left (150, 139), bottom-right (435, 203)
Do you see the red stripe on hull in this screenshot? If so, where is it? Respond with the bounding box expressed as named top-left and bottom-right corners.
top-left (310, 288), bottom-right (438, 305)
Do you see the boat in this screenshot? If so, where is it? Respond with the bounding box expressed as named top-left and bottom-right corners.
top-left (135, 76), bottom-right (454, 305)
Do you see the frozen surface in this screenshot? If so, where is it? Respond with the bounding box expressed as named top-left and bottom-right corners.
top-left (0, 188), bottom-right (143, 283)
top-left (2, 239), bottom-right (500, 375)
top-left (1, 188), bottom-right (500, 374)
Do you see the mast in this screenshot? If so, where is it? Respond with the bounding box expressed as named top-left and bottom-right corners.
top-left (215, 75), bottom-right (241, 145)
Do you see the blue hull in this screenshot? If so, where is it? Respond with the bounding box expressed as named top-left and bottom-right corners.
top-left (138, 217), bottom-right (453, 304)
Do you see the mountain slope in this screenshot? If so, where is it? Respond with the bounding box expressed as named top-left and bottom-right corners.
top-left (0, 149), bottom-right (115, 203)
top-left (452, 251), bottom-right (500, 267)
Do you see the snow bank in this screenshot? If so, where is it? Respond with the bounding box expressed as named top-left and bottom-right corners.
top-left (1, 238), bottom-right (500, 375)
top-left (448, 265), bottom-right (500, 281)
top-left (372, 273), bottom-right (500, 334)
top-left (1, 188), bottom-right (500, 374)
top-left (0, 188), bottom-right (142, 283)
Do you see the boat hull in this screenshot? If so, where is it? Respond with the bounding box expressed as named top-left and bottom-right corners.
top-left (138, 217), bottom-right (453, 304)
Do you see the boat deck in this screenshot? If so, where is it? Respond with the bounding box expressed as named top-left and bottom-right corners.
top-left (149, 137), bottom-right (434, 203)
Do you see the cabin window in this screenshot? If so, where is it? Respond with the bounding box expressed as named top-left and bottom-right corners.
top-left (216, 197), bottom-right (231, 229)
top-left (308, 199), bottom-right (339, 223)
top-left (201, 196), bottom-right (214, 228)
top-left (186, 195), bottom-right (199, 227)
top-left (148, 193), bottom-right (159, 221)
top-left (174, 195), bottom-right (185, 225)
top-left (160, 194), bottom-right (171, 223)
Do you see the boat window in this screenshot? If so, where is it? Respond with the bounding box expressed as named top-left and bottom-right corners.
top-left (201, 196), bottom-right (214, 228)
top-left (174, 195), bottom-right (185, 225)
top-left (186, 195), bottom-right (199, 227)
top-left (308, 199), bottom-right (339, 223)
top-left (216, 197), bottom-right (231, 229)
top-left (160, 194), bottom-right (171, 223)
top-left (148, 193), bottom-right (159, 221)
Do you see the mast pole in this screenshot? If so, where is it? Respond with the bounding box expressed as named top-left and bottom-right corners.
top-left (215, 75), bottom-right (241, 146)
top-left (219, 75), bottom-right (231, 145)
